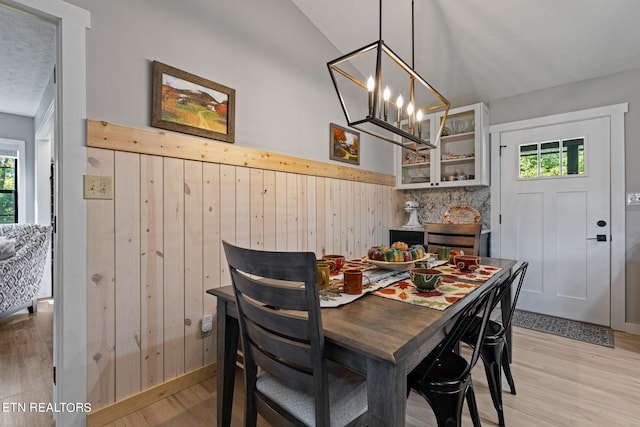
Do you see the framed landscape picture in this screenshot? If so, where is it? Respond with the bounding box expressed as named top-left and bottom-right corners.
top-left (151, 61), bottom-right (235, 143)
top-left (330, 123), bottom-right (360, 165)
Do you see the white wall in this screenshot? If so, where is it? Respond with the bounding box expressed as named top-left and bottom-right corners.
top-left (0, 112), bottom-right (35, 222)
top-left (65, 0), bottom-right (394, 175)
top-left (489, 67), bottom-right (640, 325)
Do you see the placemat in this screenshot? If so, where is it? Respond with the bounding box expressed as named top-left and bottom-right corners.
top-left (432, 263), bottom-right (503, 282)
top-left (373, 277), bottom-right (479, 311)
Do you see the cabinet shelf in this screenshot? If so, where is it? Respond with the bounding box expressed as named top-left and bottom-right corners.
top-left (441, 131), bottom-right (474, 143)
top-left (440, 157), bottom-right (475, 165)
top-left (395, 102), bottom-right (489, 189)
top-left (402, 161), bottom-right (431, 168)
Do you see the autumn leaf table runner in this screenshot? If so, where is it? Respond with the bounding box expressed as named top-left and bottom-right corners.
top-left (372, 263), bottom-right (503, 311)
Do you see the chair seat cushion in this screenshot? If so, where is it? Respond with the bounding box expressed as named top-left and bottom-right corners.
top-left (256, 361), bottom-right (367, 426)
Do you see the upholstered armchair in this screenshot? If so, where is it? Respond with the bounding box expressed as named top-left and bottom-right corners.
top-left (0, 224), bottom-right (52, 317)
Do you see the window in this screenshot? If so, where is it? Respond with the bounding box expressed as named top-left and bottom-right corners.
top-left (519, 138), bottom-right (585, 179)
top-left (0, 156), bottom-right (18, 223)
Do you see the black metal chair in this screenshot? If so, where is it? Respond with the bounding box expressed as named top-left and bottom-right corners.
top-left (222, 241), bottom-right (369, 427)
top-left (407, 279), bottom-right (499, 427)
top-left (461, 261), bottom-right (529, 427)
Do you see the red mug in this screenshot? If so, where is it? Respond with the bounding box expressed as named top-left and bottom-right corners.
top-left (322, 254), bottom-right (345, 274)
top-left (343, 269), bottom-right (363, 295)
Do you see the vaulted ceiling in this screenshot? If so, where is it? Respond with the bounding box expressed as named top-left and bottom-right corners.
top-left (291, 0), bottom-right (640, 106)
top-left (2, 1), bottom-right (640, 117)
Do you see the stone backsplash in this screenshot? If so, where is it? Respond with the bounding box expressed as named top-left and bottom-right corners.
top-left (398, 186), bottom-right (491, 231)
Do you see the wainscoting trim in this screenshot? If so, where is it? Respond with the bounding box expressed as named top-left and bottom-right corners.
top-left (86, 364), bottom-right (216, 427)
top-left (86, 120), bottom-right (395, 186)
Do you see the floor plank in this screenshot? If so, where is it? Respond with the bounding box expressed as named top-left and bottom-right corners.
top-left (0, 300), bottom-right (54, 427)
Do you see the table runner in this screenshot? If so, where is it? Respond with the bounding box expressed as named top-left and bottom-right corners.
top-left (319, 269), bottom-right (409, 308)
top-left (372, 277), bottom-right (479, 311)
top-left (433, 263), bottom-right (503, 282)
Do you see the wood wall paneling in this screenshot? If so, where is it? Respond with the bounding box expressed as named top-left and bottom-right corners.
top-left (114, 151), bottom-right (142, 401)
top-left (86, 121), bottom-right (400, 410)
top-left (140, 155), bottom-right (164, 389)
top-left (86, 120), bottom-right (395, 186)
top-left (87, 148), bottom-right (116, 407)
top-left (184, 161), bottom-right (204, 372)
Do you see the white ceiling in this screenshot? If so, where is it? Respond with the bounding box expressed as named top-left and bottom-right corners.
top-left (291, 0), bottom-right (640, 106)
top-left (2, 1), bottom-right (640, 117)
top-left (0, 4), bottom-right (55, 117)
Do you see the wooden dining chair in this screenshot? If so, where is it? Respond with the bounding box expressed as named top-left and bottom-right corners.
top-left (424, 223), bottom-right (481, 256)
top-left (407, 279), bottom-right (499, 427)
top-left (222, 241), bottom-right (369, 427)
top-left (462, 261), bottom-right (529, 427)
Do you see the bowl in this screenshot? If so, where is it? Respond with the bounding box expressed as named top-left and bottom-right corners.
top-left (454, 255), bottom-right (481, 272)
top-left (410, 268), bottom-right (443, 291)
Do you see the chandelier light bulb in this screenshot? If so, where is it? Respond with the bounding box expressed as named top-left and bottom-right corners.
top-left (367, 75), bottom-right (375, 115)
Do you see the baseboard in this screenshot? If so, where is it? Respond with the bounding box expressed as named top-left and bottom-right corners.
top-left (624, 322), bottom-right (640, 335)
top-left (86, 363), bottom-right (217, 427)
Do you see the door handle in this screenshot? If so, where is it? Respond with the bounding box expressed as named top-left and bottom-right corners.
top-left (586, 234), bottom-right (607, 242)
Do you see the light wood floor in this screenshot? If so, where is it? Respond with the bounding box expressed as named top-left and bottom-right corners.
top-left (0, 299), bottom-right (54, 427)
top-left (4, 303), bottom-right (640, 426)
top-left (106, 327), bottom-right (640, 427)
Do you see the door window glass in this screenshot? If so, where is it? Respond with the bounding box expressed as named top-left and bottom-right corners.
top-left (519, 138), bottom-right (585, 179)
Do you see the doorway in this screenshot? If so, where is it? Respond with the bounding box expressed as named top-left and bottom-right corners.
top-left (490, 104), bottom-right (627, 330)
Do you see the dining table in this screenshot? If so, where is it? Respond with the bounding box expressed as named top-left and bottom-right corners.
top-left (207, 256), bottom-right (517, 427)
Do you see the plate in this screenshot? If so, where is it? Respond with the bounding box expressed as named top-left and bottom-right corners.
top-left (364, 255), bottom-right (430, 271)
top-left (443, 205), bottom-right (480, 224)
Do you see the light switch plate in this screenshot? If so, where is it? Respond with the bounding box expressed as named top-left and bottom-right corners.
top-left (84, 175), bottom-right (113, 200)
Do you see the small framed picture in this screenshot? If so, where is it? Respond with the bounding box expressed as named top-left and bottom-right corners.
top-left (151, 61), bottom-right (235, 143)
top-left (330, 123), bottom-right (360, 165)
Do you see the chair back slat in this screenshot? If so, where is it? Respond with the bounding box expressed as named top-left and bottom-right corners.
top-left (424, 223), bottom-right (481, 256)
top-left (251, 340), bottom-right (315, 392)
top-left (245, 316), bottom-right (313, 369)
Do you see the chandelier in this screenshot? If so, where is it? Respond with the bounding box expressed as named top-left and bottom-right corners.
top-left (327, 0), bottom-right (450, 151)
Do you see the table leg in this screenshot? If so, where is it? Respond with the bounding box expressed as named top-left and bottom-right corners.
top-left (367, 358), bottom-right (406, 427)
top-left (217, 299), bottom-right (239, 427)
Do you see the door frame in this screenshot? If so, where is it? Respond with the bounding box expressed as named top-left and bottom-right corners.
top-left (3, 0), bottom-right (90, 426)
top-left (489, 103), bottom-right (628, 331)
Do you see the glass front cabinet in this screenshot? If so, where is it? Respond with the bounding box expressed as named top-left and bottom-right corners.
top-left (395, 102), bottom-right (489, 189)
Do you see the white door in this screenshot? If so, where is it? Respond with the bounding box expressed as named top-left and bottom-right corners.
top-left (500, 117), bottom-right (610, 326)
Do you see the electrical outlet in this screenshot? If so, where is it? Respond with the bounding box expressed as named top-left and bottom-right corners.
top-left (200, 314), bottom-right (213, 338)
top-left (627, 193), bottom-right (640, 206)
top-left (84, 175), bottom-right (113, 200)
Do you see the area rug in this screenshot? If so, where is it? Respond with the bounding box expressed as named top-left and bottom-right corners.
top-left (512, 309), bottom-right (615, 348)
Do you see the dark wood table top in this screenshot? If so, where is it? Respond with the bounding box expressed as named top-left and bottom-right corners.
top-left (208, 256), bottom-right (516, 370)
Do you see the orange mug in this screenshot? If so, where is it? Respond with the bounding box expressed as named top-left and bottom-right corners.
top-left (343, 269), bottom-right (363, 295)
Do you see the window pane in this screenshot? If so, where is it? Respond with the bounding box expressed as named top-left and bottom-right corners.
top-left (0, 192), bottom-right (16, 224)
top-left (519, 144), bottom-right (538, 178)
top-left (0, 157), bottom-right (16, 190)
top-left (562, 138), bottom-right (585, 175)
top-left (540, 141), bottom-right (560, 177)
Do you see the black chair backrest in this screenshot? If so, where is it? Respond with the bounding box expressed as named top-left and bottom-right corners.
top-left (418, 280), bottom-right (498, 380)
top-left (424, 223), bottom-right (481, 256)
top-left (222, 241), bottom-right (330, 425)
top-left (491, 261), bottom-right (529, 336)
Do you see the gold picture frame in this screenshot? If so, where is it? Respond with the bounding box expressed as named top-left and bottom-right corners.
top-left (152, 61), bottom-right (235, 143)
